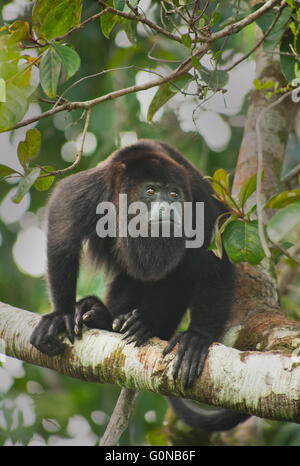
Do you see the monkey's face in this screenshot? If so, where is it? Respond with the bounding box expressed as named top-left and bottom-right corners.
top-left (116, 181), bottom-right (187, 282)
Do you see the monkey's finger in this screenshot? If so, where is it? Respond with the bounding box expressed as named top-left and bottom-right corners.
top-left (172, 334), bottom-right (190, 380)
top-left (181, 336), bottom-right (200, 389)
top-left (34, 334), bottom-right (65, 356)
top-left (74, 314), bottom-right (83, 336)
top-left (122, 320), bottom-right (143, 339)
top-left (112, 314), bottom-right (128, 331)
top-left (186, 345), bottom-right (203, 388)
top-left (119, 312), bottom-right (140, 333)
top-left (134, 329), bottom-right (152, 346)
top-left (162, 333), bottom-right (180, 356)
top-left (30, 320), bottom-right (49, 347)
top-left (196, 344), bottom-right (210, 378)
top-left (82, 309), bottom-right (96, 323)
top-left (63, 315), bottom-right (75, 344)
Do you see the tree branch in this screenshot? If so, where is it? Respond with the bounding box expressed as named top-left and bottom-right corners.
top-left (1, 300), bottom-right (300, 424)
top-left (6, 0), bottom-right (280, 133)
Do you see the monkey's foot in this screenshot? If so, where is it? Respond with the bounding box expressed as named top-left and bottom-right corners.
top-left (113, 309), bottom-right (154, 346)
top-left (162, 331), bottom-right (213, 389)
top-left (30, 311), bottom-right (74, 356)
top-left (74, 296), bottom-right (112, 336)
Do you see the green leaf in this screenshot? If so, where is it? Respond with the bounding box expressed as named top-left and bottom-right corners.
top-left (7, 20), bottom-right (30, 44)
top-left (17, 128), bottom-right (41, 167)
top-left (181, 33), bottom-right (192, 48)
top-left (267, 201), bottom-right (300, 243)
top-left (266, 188), bottom-right (300, 208)
top-left (147, 428), bottom-right (168, 446)
top-left (223, 220), bottom-right (265, 265)
top-left (209, 213), bottom-right (236, 259)
top-left (0, 165), bottom-right (16, 178)
top-left (261, 80), bottom-right (274, 89)
top-left (100, 0), bottom-right (118, 39)
top-left (254, 5), bottom-right (292, 53)
top-left (114, 0), bottom-right (125, 10)
top-left (0, 78), bottom-right (6, 102)
top-left (254, 79), bottom-right (262, 90)
top-left (0, 83), bottom-right (29, 132)
top-left (213, 168), bottom-right (230, 189)
top-left (34, 166), bottom-right (55, 191)
top-left (147, 74), bottom-right (192, 123)
top-left (280, 30), bottom-right (300, 82)
top-left (238, 174), bottom-right (257, 208)
top-left (238, 171), bottom-right (264, 209)
top-left (12, 167), bottom-right (41, 204)
top-left (54, 44), bottom-right (80, 80)
top-left (211, 168), bottom-right (230, 198)
top-left (191, 56), bottom-right (201, 71)
top-left (32, 0), bottom-right (82, 40)
top-left (200, 66), bottom-right (228, 89)
top-left (40, 46), bottom-right (62, 98)
top-left (118, 17), bottom-right (136, 45)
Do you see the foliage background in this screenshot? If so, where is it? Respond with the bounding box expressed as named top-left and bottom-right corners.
top-left (0, 0), bottom-right (299, 445)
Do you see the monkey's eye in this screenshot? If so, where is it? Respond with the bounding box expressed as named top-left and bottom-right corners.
top-left (146, 188), bottom-right (156, 196)
top-left (169, 191), bottom-right (179, 198)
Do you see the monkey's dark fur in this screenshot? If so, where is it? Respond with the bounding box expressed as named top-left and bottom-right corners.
top-left (30, 139), bottom-right (249, 431)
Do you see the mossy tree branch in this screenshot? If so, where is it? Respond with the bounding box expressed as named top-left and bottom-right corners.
top-left (1, 301), bottom-right (300, 424)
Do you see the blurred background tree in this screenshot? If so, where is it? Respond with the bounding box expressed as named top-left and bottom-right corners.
top-left (0, 0), bottom-right (299, 445)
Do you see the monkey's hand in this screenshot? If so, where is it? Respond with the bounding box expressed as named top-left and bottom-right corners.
top-left (113, 309), bottom-right (154, 346)
top-left (30, 311), bottom-right (75, 356)
top-left (162, 331), bottom-right (213, 389)
top-left (74, 296), bottom-right (112, 336)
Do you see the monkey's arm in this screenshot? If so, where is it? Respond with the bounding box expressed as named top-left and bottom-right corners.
top-left (163, 256), bottom-right (236, 389)
top-left (30, 170), bottom-right (104, 355)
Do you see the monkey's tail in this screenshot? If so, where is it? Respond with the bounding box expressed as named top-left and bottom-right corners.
top-left (167, 397), bottom-right (250, 432)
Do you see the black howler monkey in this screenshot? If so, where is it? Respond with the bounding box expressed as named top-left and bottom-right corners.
top-left (30, 139), bottom-right (249, 431)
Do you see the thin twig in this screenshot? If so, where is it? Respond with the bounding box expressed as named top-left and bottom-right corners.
top-left (39, 107), bottom-right (91, 177)
top-left (6, 0), bottom-right (280, 132)
top-left (281, 163), bottom-right (300, 185)
top-left (46, 9), bottom-right (110, 45)
top-left (100, 388), bottom-right (138, 446)
top-left (270, 239), bottom-right (300, 267)
top-left (97, 0), bottom-right (183, 43)
top-left (53, 65), bottom-right (166, 110)
top-left (8, 47), bottom-right (208, 131)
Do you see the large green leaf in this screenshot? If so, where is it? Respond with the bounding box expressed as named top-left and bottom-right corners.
top-left (40, 46), bottom-right (62, 98)
top-left (12, 167), bottom-right (41, 204)
top-left (54, 44), bottom-right (80, 80)
top-left (32, 0), bottom-right (82, 40)
top-left (0, 83), bottom-right (29, 132)
top-left (147, 74), bottom-right (192, 123)
top-left (267, 201), bottom-right (300, 243)
top-left (223, 220), bottom-right (264, 265)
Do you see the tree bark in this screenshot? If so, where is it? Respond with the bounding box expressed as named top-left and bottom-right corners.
top-left (1, 301), bottom-right (300, 424)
